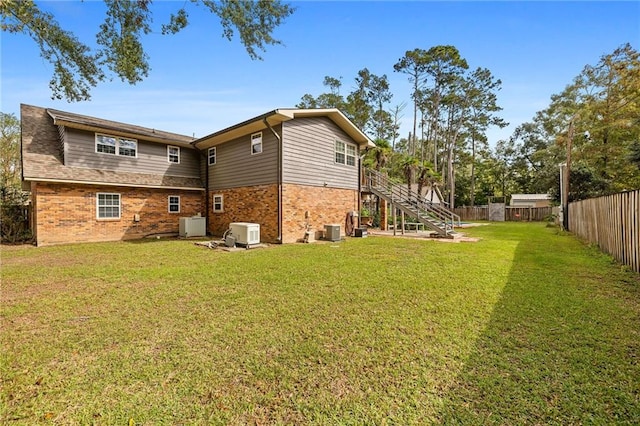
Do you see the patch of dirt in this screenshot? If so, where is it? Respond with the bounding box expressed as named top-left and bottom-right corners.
top-left (365, 230), bottom-right (480, 243)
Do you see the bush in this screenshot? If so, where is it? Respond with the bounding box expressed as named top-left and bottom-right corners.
top-left (1, 190), bottom-right (32, 243)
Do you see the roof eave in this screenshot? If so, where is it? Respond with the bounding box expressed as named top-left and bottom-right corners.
top-left (193, 108), bottom-right (375, 149)
top-left (47, 110), bottom-right (195, 147)
top-left (192, 110), bottom-right (294, 149)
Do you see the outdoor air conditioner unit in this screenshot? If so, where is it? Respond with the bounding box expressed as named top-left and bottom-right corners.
top-left (179, 216), bottom-right (206, 238)
top-left (324, 224), bottom-right (341, 242)
top-left (229, 222), bottom-right (260, 246)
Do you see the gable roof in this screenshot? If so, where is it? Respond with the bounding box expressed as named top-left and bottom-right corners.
top-left (47, 108), bottom-right (195, 147)
top-left (21, 104), bottom-right (203, 190)
top-left (192, 108), bottom-right (375, 149)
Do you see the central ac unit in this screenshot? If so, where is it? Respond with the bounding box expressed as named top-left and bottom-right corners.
top-left (229, 222), bottom-right (260, 246)
top-left (324, 224), bottom-right (341, 241)
top-left (179, 216), bottom-right (206, 237)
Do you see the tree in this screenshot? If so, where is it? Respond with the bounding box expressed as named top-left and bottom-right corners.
top-left (1, 0), bottom-right (294, 101)
top-left (297, 76), bottom-right (346, 110)
top-left (394, 49), bottom-right (429, 156)
top-left (368, 73), bottom-right (394, 141)
top-left (0, 112), bottom-right (30, 242)
top-left (346, 69), bottom-right (374, 131)
top-left (569, 43), bottom-right (640, 193)
top-left (464, 67), bottom-right (508, 206)
top-left (298, 70), bottom-right (395, 142)
top-left (390, 102), bottom-right (406, 150)
top-left (416, 161), bottom-right (438, 201)
top-left (400, 154), bottom-right (419, 195)
top-left (0, 112), bottom-right (21, 199)
top-left (421, 45), bottom-right (469, 171)
top-left (363, 139), bottom-right (392, 172)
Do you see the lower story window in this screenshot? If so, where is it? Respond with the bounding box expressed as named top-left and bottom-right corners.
top-left (168, 195), bottom-right (180, 213)
top-left (97, 193), bottom-right (121, 219)
top-left (213, 194), bottom-right (223, 212)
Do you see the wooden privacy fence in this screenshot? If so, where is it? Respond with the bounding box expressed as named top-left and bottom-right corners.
top-left (568, 190), bottom-right (639, 273)
top-left (506, 206), bottom-right (553, 221)
top-left (453, 206), bottom-right (488, 221)
top-left (453, 206), bottom-right (553, 222)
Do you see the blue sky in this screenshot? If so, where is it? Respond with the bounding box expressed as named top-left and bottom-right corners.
top-left (2, 1), bottom-right (638, 145)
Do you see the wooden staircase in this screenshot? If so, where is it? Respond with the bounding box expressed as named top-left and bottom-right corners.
top-left (363, 169), bottom-right (460, 239)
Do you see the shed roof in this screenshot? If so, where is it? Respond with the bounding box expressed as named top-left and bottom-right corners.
top-left (193, 108), bottom-right (375, 149)
top-left (511, 194), bottom-right (551, 200)
top-left (46, 108), bottom-right (195, 147)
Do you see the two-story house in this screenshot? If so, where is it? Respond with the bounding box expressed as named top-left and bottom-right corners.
top-left (20, 104), bottom-right (373, 246)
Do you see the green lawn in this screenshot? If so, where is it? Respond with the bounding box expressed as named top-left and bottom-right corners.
top-left (1, 223), bottom-right (639, 424)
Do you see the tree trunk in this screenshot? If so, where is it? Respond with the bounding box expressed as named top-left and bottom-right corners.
top-left (470, 134), bottom-right (476, 207)
top-left (448, 144), bottom-right (455, 208)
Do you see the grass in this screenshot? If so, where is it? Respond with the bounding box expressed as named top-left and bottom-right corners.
top-left (1, 223), bottom-right (639, 424)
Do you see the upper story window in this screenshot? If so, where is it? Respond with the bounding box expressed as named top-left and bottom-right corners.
top-left (335, 140), bottom-right (356, 166)
top-left (96, 192), bottom-right (121, 219)
top-left (168, 146), bottom-right (180, 164)
top-left (208, 147), bottom-right (216, 165)
top-left (251, 132), bottom-right (263, 155)
top-left (96, 133), bottom-right (137, 158)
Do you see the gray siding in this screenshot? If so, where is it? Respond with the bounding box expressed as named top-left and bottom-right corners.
top-left (208, 126), bottom-right (279, 190)
top-left (64, 128), bottom-right (201, 179)
top-left (282, 117), bottom-right (360, 190)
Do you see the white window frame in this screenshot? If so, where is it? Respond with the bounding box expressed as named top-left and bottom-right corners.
top-left (213, 194), bottom-right (223, 213)
top-left (168, 195), bottom-right (180, 213)
top-left (251, 132), bottom-right (263, 155)
top-left (96, 192), bottom-right (121, 220)
top-left (208, 147), bottom-right (216, 165)
top-left (335, 140), bottom-right (357, 166)
top-left (167, 146), bottom-right (180, 164)
top-left (95, 133), bottom-right (138, 158)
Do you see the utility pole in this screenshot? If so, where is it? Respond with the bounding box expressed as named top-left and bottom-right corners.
top-left (563, 116), bottom-right (575, 230)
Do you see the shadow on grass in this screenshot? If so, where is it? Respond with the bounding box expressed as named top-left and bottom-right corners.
top-left (439, 228), bottom-right (640, 424)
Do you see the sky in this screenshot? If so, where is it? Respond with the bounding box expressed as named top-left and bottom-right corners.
top-left (1, 1), bottom-right (639, 146)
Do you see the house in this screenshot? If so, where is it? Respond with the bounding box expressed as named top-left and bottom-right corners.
top-left (509, 193), bottom-right (551, 208)
top-left (21, 104), bottom-right (373, 246)
top-left (192, 108), bottom-right (374, 243)
top-left (409, 183), bottom-right (444, 204)
top-left (20, 104), bottom-right (205, 246)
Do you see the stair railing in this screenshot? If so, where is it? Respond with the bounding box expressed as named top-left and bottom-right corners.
top-left (364, 169), bottom-right (460, 233)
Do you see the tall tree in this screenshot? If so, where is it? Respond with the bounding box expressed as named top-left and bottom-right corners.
top-left (464, 67), bottom-right (508, 206)
top-left (1, 0), bottom-right (294, 101)
top-left (346, 68), bottom-right (374, 132)
top-left (368, 73), bottom-right (394, 141)
top-left (297, 76), bottom-right (346, 110)
top-left (394, 49), bottom-right (429, 156)
top-left (390, 102), bottom-right (407, 150)
top-left (299, 70), bottom-right (395, 142)
top-left (422, 45), bottom-right (469, 174)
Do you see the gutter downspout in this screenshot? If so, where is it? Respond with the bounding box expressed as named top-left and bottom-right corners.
top-left (194, 146), bottom-right (210, 234)
top-left (358, 149), bottom-right (369, 228)
top-left (204, 151), bottom-right (209, 233)
top-left (264, 118), bottom-right (283, 242)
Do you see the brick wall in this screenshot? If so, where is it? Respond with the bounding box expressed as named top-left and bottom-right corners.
top-left (281, 183), bottom-right (359, 243)
top-left (33, 182), bottom-right (205, 246)
top-left (208, 185), bottom-right (279, 242)
top-left (207, 184), bottom-right (359, 244)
